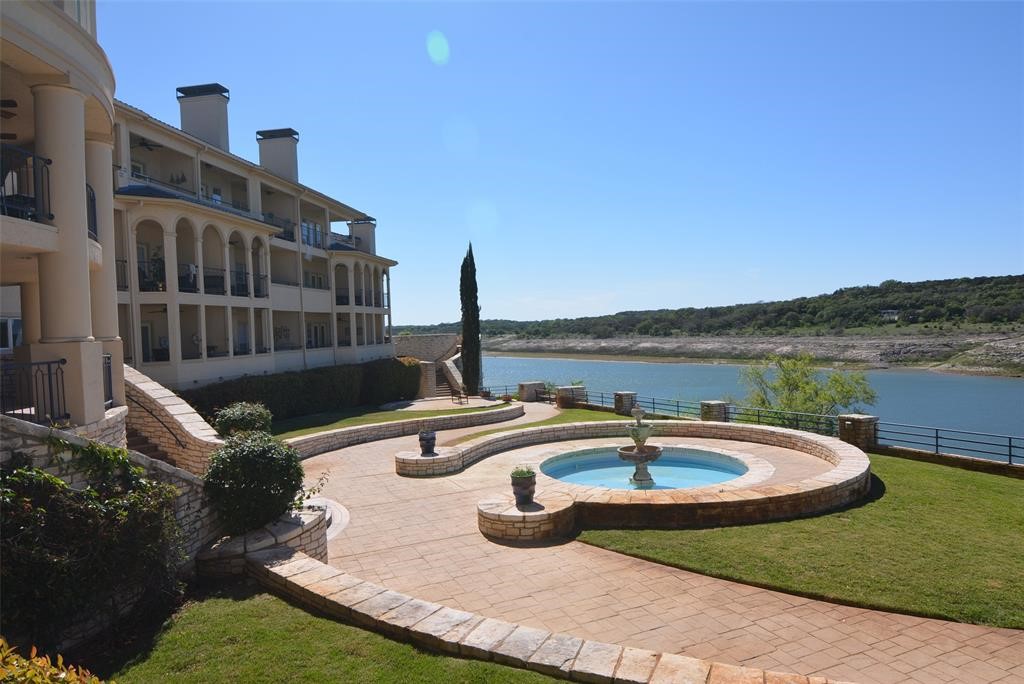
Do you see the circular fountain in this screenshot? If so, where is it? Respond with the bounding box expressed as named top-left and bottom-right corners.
top-left (617, 406), bottom-right (663, 488)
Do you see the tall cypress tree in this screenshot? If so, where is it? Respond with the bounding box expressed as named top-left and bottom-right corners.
top-left (460, 243), bottom-right (481, 394)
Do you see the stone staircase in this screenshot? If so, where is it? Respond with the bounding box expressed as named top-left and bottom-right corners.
top-left (434, 367), bottom-right (455, 398)
top-left (126, 427), bottom-right (171, 464)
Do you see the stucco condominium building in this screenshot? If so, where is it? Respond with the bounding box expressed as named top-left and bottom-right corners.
top-left (1, 1), bottom-right (395, 429)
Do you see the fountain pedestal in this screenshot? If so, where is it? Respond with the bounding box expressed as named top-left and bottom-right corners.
top-left (618, 406), bottom-right (663, 488)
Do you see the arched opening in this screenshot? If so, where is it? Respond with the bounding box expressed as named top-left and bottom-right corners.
top-left (202, 225), bottom-right (225, 295)
top-left (228, 231), bottom-right (248, 297)
top-left (251, 237), bottom-right (268, 297)
top-left (175, 218), bottom-right (198, 292)
top-left (134, 219), bottom-right (165, 292)
top-left (334, 263), bottom-right (349, 305)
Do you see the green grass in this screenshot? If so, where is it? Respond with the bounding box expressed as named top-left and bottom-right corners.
top-left (273, 403), bottom-right (508, 439)
top-left (108, 583), bottom-right (553, 683)
top-left (579, 454), bottom-right (1024, 628)
top-left (449, 407), bottom-right (628, 445)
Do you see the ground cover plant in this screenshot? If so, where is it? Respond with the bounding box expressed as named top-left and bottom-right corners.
top-left (580, 454), bottom-right (1024, 628)
top-left (106, 582), bottom-right (554, 683)
top-left (0, 439), bottom-right (182, 651)
top-left (272, 402), bottom-right (508, 439)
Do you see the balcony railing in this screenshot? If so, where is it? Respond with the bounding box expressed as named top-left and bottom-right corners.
top-left (301, 223), bottom-right (326, 249)
top-left (86, 183), bottom-right (98, 240)
top-left (231, 269), bottom-right (249, 297)
top-left (354, 292), bottom-right (364, 306)
top-left (0, 358), bottom-right (68, 424)
top-left (137, 259), bottom-right (166, 292)
top-left (200, 191), bottom-right (248, 213)
top-left (303, 274), bottom-right (329, 290)
top-left (130, 170), bottom-right (194, 195)
top-left (253, 274), bottom-right (269, 298)
top-left (270, 274), bottom-right (299, 287)
top-left (203, 267), bottom-right (226, 295)
top-left (116, 259), bottom-right (129, 291)
top-left (178, 263), bottom-right (200, 293)
top-left (273, 226), bottom-right (296, 242)
top-left (1, 144), bottom-right (52, 223)
top-left (102, 353), bottom-right (113, 408)
top-left (261, 212), bottom-right (296, 236)
top-left (335, 292), bottom-right (350, 306)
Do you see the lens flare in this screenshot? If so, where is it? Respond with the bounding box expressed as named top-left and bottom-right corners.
top-left (426, 30), bottom-right (450, 66)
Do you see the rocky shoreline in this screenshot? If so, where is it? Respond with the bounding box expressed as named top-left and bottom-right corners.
top-left (482, 332), bottom-right (1024, 377)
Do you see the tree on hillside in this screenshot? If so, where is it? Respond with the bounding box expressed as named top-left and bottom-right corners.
top-left (460, 243), bottom-right (481, 394)
top-left (742, 354), bottom-right (876, 416)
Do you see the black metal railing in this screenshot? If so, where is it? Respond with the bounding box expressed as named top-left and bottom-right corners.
top-left (0, 358), bottom-right (68, 424)
top-left (354, 292), bottom-right (364, 306)
top-left (253, 274), bottom-right (269, 298)
top-left (231, 269), bottom-right (249, 297)
top-left (301, 225), bottom-right (326, 249)
top-left (274, 343), bottom-right (302, 352)
top-left (130, 170), bottom-right (194, 196)
top-left (203, 267), bottom-right (226, 295)
top-left (273, 226), bottom-right (296, 242)
top-left (877, 422), bottom-right (1021, 464)
top-left (102, 352), bottom-right (113, 408)
top-left (86, 183), bottom-right (98, 240)
top-left (728, 405), bottom-right (839, 436)
top-left (270, 274), bottom-right (299, 287)
top-left (303, 274), bottom-right (329, 290)
top-left (200, 191), bottom-right (248, 212)
top-left (137, 259), bottom-right (166, 292)
top-left (116, 259), bottom-right (129, 291)
top-left (0, 144), bottom-right (52, 223)
top-left (335, 292), bottom-right (350, 306)
top-left (178, 263), bottom-right (199, 293)
top-left (127, 395), bottom-right (185, 449)
top-left (261, 212), bottom-right (295, 233)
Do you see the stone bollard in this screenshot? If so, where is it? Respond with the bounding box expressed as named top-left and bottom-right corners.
top-left (700, 400), bottom-right (729, 422)
top-left (556, 386), bottom-right (585, 408)
top-left (417, 361), bottom-right (436, 399)
top-left (517, 381), bottom-right (545, 402)
top-left (839, 414), bottom-right (879, 451)
top-left (614, 391), bottom-right (637, 416)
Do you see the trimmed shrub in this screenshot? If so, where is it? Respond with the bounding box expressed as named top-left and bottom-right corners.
top-left (214, 401), bottom-right (273, 436)
top-left (182, 357), bottom-right (421, 422)
top-left (0, 440), bottom-right (182, 651)
top-left (203, 432), bottom-right (304, 535)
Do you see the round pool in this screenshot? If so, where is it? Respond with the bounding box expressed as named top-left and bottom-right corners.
top-left (540, 446), bottom-right (748, 490)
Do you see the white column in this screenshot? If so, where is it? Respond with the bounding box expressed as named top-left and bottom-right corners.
top-left (86, 138), bottom-right (126, 404)
top-left (163, 227), bottom-right (180, 363)
top-left (34, 85), bottom-right (92, 343)
top-left (195, 236), bottom-right (205, 293)
top-left (385, 271), bottom-right (393, 341)
top-left (222, 240), bottom-right (231, 295)
top-left (19, 282), bottom-right (41, 345)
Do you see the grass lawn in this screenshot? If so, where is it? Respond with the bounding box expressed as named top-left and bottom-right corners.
top-left (273, 402), bottom-right (508, 439)
top-left (580, 454), bottom-right (1024, 628)
top-left (106, 582), bottom-right (553, 683)
top-left (448, 407), bottom-right (629, 445)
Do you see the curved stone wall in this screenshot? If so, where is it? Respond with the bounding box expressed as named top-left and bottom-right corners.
top-left (399, 420), bottom-right (872, 528)
top-left (286, 403), bottom-right (525, 459)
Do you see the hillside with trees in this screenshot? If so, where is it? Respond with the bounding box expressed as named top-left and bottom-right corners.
top-left (396, 275), bottom-right (1024, 338)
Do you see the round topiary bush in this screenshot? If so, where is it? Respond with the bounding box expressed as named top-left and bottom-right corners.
top-left (203, 432), bottom-right (304, 535)
top-left (214, 401), bottom-right (273, 436)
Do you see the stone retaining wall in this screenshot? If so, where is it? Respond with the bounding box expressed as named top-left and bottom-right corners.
top-left (286, 403), bottom-right (524, 459)
top-left (196, 507), bottom-right (327, 577)
top-left (69, 405), bottom-right (128, 448)
top-left (477, 493), bottom-right (576, 542)
top-left (246, 547), bottom-right (851, 684)
top-left (124, 365), bottom-right (222, 475)
top-left (394, 333), bottom-right (460, 363)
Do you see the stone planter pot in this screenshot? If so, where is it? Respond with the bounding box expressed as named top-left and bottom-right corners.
top-left (418, 430), bottom-right (436, 455)
top-left (511, 474), bottom-right (536, 505)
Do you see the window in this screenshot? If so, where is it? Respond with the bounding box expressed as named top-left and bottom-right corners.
top-left (131, 160), bottom-right (146, 178)
top-left (306, 322), bottom-right (327, 349)
top-left (0, 318), bottom-right (21, 351)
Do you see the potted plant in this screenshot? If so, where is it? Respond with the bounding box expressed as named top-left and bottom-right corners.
top-left (418, 423), bottom-right (436, 455)
top-left (510, 465), bottom-right (536, 505)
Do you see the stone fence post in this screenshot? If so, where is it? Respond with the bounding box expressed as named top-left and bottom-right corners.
top-left (556, 386), bottom-right (586, 408)
top-left (838, 414), bottom-right (879, 451)
top-left (614, 392), bottom-right (636, 416)
top-left (700, 400), bottom-right (729, 422)
top-left (518, 381), bottom-right (545, 402)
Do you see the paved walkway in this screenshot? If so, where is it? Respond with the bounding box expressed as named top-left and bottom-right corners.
top-left (303, 409), bottom-right (1024, 684)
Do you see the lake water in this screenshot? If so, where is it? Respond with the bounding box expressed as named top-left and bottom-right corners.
top-left (483, 355), bottom-right (1024, 437)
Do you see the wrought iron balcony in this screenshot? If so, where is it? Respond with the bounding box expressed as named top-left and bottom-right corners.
top-left (0, 358), bottom-right (68, 424)
top-left (0, 144), bottom-right (52, 223)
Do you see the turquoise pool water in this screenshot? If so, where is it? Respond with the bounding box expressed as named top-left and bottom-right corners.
top-left (540, 447), bottom-right (747, 490)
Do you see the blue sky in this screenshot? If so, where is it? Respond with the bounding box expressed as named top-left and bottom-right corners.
top-left (99, 1), bottom-right (1023, 325)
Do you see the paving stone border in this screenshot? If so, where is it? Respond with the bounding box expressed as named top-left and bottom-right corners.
top-left (399, 420), bottom-right (871, 528)
top-left (245, 546), bottom-right (853, 684)
top-left (285, 403), bottom-right (525, 459)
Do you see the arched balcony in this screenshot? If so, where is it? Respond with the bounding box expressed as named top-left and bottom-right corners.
top-left (202, 225), bottom-right (225, 295)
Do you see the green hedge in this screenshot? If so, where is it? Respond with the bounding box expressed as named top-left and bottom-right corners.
top-left (182, 357), bottom-right (421, 422)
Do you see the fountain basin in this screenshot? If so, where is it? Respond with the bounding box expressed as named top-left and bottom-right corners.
top-left (541, 446), bottom-right (747, 490)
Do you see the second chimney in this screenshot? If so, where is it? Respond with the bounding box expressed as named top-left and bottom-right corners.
top-left (176, 83), bottom-right (230, 151)
top-left (256, 128), bottom-right (299, 182)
